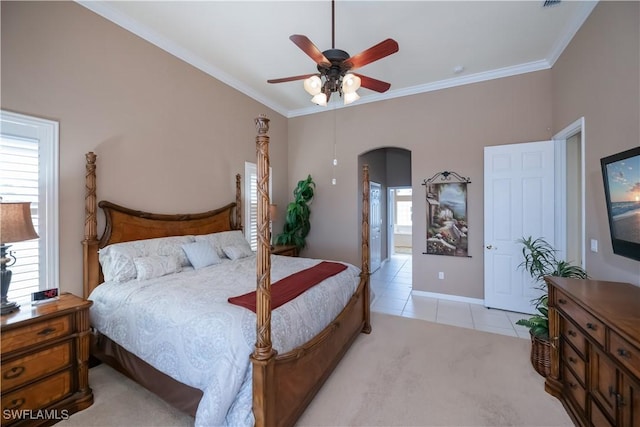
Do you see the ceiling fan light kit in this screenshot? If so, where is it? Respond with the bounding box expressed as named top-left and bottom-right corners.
top-left (268, 0), bottom-right (398, 107)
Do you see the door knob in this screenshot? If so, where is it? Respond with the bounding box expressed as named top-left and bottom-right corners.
top-left (486, 245), bottom-right (493, 250)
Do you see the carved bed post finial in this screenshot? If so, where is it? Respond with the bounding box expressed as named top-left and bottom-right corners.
top-left (253, 115), bottom-right (274, 362)
top-left (84, 152), bottom-right (97, 240)
top-left (255, 114), bottom-right (270, 135)
top-left (83, 152), bottom-right (100, 299)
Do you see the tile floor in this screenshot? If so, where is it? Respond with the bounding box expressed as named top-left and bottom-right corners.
top-left (370, 254), bottom-right (532, 339)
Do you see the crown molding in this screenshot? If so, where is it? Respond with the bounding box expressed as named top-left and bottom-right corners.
top-left (76, 1), bottom-right (290, 117)
top-left (77, 0), bottom-right (596, 119)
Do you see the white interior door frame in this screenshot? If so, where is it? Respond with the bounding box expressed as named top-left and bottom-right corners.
top-left (553, 117), bottom-right (586, 268)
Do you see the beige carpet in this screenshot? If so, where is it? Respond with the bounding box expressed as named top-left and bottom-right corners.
top-left (60, 312), bottom-right (572, 427)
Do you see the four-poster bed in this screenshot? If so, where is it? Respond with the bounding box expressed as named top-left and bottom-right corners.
top-left (82, 115), bottom-right (372, 426)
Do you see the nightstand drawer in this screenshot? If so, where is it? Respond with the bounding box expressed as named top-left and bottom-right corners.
top-left (1, 315), bottom-right (71, 354)
top-left (1, 370), bottom-right (72, 422)
top-left (1, 341), bottom-right (72, 392)
top-left (556, 290), bottom-right (605, 347)
top-left (609, 330), bottom-right (640, 379)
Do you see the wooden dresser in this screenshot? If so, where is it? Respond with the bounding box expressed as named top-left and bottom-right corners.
top-left (1, 293), bottom-right (93, 426)
top-left (545, 277), bottom-right (640, 427)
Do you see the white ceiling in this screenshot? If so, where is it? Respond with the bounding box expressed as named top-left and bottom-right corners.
top-left (78, 1), bottom-right (598, 118)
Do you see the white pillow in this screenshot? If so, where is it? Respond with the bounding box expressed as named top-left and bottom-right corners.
top-left (99, 235), bottom-right (195, 282)
top-left (195, 230), bottom-right (251, 259)
top-left (182, 241), bottom-right (222, 269)
top-left (134, 255), bottom-right (181, 281)
top-left (222, 244), bottom-right (253, 260)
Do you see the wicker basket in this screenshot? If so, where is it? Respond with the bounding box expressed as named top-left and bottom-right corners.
top-left (530, 332), bottom-right (551, 377)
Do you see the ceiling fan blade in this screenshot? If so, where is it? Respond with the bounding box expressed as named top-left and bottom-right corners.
top-left (345, 39), bottom-right (399, 70)
top-left (267, 73), bottom-right (318, 84)
top-left (290, 35), bottom-right (330, 66)
top-left (354, 73), bottom-right (391, 93)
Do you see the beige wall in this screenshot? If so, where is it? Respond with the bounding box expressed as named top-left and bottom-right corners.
top-left (551, 1), bottom-right (640, 285)
top-left (1, 1), bottom-right (288, 298)
top-left (289, 71), bottom-right (553, 299)
top-left (3, 1), bottom-right (637, 302)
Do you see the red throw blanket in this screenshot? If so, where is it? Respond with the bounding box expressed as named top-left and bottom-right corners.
top-left (228, 261), bottom-right (348, 313)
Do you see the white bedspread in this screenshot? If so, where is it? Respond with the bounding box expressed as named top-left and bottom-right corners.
top-left (88, 254), bottom-right (361, 427)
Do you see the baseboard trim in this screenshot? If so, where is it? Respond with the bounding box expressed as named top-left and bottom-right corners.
top-left (411, 290), bottom-right (484, 306)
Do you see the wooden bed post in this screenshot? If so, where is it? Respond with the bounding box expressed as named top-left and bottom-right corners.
top-left (251, 114), bottom-right (276, 427)
top-left (235, 173), bottom-right (242, 231)
top-left (361, 164), bottom-right (371, 333)
top-left (82, 152), bottom-right (100, 299)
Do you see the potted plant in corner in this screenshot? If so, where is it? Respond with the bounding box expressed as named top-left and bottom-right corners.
top-left (515, 236), bottom-right (588, 377)
top-left (274, 175), bottom-right (315, 250)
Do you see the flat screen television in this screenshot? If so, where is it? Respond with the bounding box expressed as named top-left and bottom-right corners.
top-left (600, 146), bottom-right (640, 261)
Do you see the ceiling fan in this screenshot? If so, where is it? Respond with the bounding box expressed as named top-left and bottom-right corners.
top-left (267, 0), bottom-right (399, 106)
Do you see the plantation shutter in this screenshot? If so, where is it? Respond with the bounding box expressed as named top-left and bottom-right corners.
top-left (244, 162), bottom-right (272, 252)
top-left (245, 162), bottom-right (258, 251)
top-left (0, 135), bottom-right (41, 301)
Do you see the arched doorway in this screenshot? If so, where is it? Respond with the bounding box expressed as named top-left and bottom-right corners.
top-left (358, 147), bottom-right (412, 272)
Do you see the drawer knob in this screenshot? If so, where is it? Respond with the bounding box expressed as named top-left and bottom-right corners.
top-left (568, 382), bottom-right (577, 389)
top-left (617, 348), bottom-right (631, 358)
top-left (3, 366), bottom-right (25, 380)
top-left (586, 322), bottom-right (597, 330)
top-left (558, 298), bottom-right (567, 304)
top-left (4, 398), bottom-right (25, 410)
top-left (568, 330), bottom-right (577, 337)
top-left (37, 327), bottom-right (56, 336)
top-left (568, 356), bottom-right (577, 364)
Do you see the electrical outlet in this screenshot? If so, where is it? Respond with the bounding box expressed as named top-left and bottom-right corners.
top-left (590, 239), bottom-right (598, 253)
top-left (438, 272), bottom-right (445, 280)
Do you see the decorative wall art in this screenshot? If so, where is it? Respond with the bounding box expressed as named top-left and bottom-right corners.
top-left (423, 171), bottom-right (471, 257)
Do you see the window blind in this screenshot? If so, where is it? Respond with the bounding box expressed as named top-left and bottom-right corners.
top-left (0, 136), bottom-right (40, 301)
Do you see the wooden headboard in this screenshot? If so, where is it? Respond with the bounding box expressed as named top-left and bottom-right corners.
top-left (82, 152), bottom-right (242, 298)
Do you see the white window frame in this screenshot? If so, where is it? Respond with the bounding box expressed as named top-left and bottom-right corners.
top-left (1, 110), bottom-right (59, 301)
top-left (244, 161), bottom-right (272, 251)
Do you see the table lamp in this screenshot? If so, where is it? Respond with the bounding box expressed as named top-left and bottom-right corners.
top-left (1, 202), bottom-right (39, 314)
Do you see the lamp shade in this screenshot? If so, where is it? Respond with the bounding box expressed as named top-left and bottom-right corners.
top-left (304, 76), bottom-right (322, 96)
top-left (0, 202), bottom-right (39, 244)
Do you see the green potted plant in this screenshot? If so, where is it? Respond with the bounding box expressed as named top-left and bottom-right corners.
top-left (274, 175), bottom-right (315, 250)
top-left (515, 236), bottom-right (588, 376)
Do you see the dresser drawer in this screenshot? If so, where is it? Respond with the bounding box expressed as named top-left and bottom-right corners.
top-left (609, 330), bottom-right (640, 379)
top-left (561, 317), bottom-right (587, 357)
top-left (1, 341), bottom-right (72, 392)
top-left (1, 370), bottom-right (72, 422)
top-left (555, 290), bottom-right (605, 347)
top-left (562, 339), bottom-right (586, 385)
top-left (563, 363), bottom-right (586, 413)
top-left (1, 315), bottom-right (71, 354)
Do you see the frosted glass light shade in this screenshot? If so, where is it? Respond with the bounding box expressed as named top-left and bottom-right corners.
top-left (311, 93), bottom-right (328, 106)
top-left (341, 74), bottom-right (361, 93)
top-left (303, 76), bottom-right (322, 95)
top-left (343, 91), bottom-right (360, 105)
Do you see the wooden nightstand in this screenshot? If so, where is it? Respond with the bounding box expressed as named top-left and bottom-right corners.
top-left (271, 244), bottom-right (299, 257)
top-left (1, 293), bottom-right (93, 426)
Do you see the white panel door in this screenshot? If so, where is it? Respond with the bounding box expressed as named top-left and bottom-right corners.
top-left (484, 141), bottom-right (555, 314)
top-left (370, 182), bottom-right (382, 273)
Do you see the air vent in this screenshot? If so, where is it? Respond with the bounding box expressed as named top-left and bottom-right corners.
top-left (543, 0), bottom-right (561, 7)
